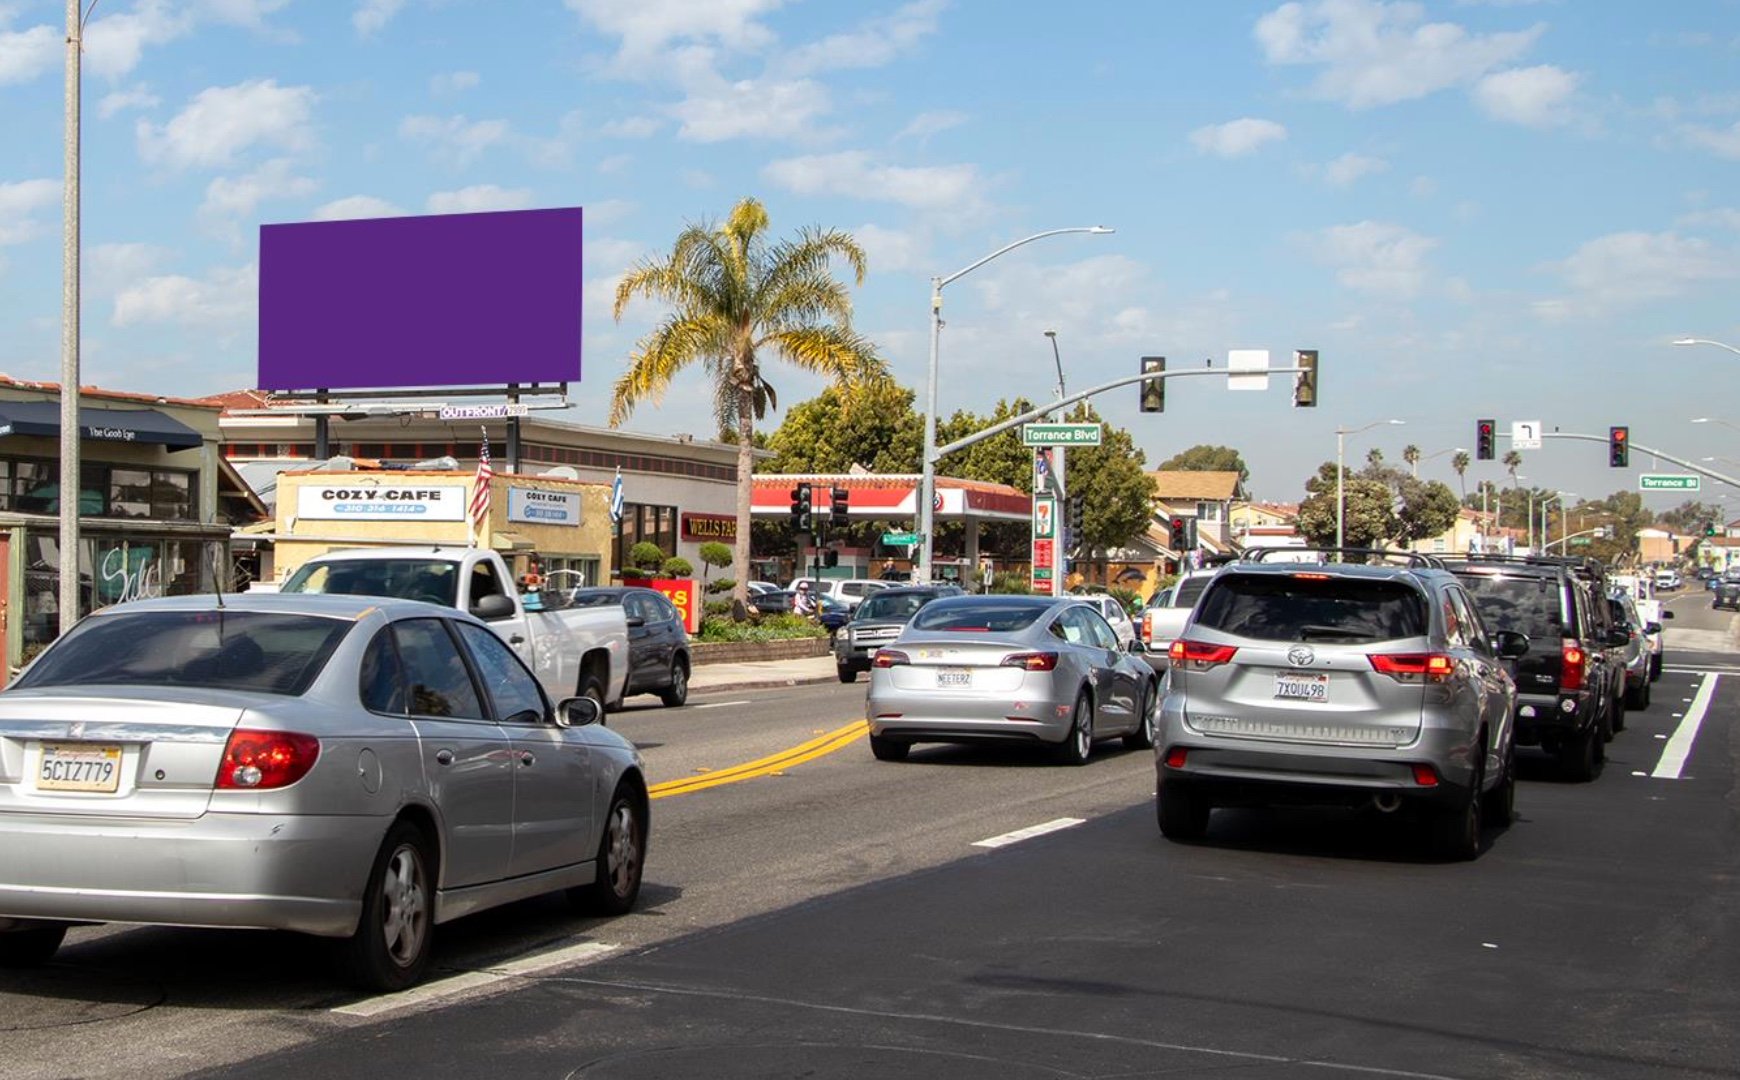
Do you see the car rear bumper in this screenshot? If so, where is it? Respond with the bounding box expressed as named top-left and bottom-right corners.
top-left (867, 693), bottom-right (1074, 745)
top-left (0, 810), bottom-right (382, 936)
top-left (1513, 691), bottom-right (1592, 741)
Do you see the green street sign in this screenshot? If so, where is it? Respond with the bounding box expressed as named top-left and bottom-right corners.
top-left (1638, 474), bottom-right (1701, 492)
top-left (1022, 422), bottom-right (1102, 447)
top-left (881, 531), bottom-right (919, 546)
top-left (1570, 536), bottom-right (1592, 546)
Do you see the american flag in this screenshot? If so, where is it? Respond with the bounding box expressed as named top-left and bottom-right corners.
top-left (469, 430), bottom-right (493, 536)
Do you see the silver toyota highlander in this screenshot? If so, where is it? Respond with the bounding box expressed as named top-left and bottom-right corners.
top-left (1155, 550), bottom-right (1526, 860)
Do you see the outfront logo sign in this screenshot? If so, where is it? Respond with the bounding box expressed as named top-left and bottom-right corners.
top-left (296, 485), bottom-right (467, 522)
top-left (507, 487), bottom-right (582, 526)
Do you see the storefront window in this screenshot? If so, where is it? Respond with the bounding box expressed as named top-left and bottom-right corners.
top-left (613, 502), bottom-right (678, 574)
top-left (2, 457), bottom-right (195, 520)
top-left (21, 532), bottom-right (226, 663)
top-left (110, 469), bottom-right (153, 518)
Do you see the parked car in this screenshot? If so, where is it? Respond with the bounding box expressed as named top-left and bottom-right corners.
top-left (0, 594), bottom-right (648, 990)
top-left (1607, 591), bottom-right (1655, 710)
top-left (282, 547), bottom-right (629, 712)
top-left (1442, 555), bottom-right (1627, 781)
top-left (567, 587), bottom-right (692, 707)
top-left (833, 584), bottom-right (962, 682)
top-left (1156, 550), bottom-right (1523, 860)
top-left (866, 595), bottom-right (1159, 764)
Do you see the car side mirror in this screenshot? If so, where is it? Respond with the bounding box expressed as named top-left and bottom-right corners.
top-left (1607, 628), bottom-right (1632, 648)
top-left (1645, 621), bottom-right (1663, 635)
top-left (555, 696), bottom-right (602, 728)
top-left (1493, 630), bottom-right (1530, 660)
top-left (1125, 639), bottom-right (1145, 653)
top-left (1662, 610), bottom-right (1676, 620)
top-left (626, 615), bottom-right (646, 628)
top-left (471, 594), bottom-right (516, 621)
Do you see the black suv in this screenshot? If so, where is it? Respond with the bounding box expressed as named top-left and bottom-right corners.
top-left (1440, 555), bottom-right (1629, 781)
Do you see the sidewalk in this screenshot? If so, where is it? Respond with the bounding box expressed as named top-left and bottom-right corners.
top-left (688, 653), bottom-right (842, 694)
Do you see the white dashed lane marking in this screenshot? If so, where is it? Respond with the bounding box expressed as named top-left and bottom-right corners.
top-left (1653, 674), bottom-right (1719, 781)
top-left (332, 941), bottom-right (618, 1018)
top-left (973, 818), bottom-right (1085, 849)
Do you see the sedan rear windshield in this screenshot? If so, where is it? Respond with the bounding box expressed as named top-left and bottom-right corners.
top-left (17, 611), bottom-right (353, 696)
top-left (857, 593), bottom-right (934, 621)
top-left (1193, 573), bottom-right (1428, 643)
top-left (1456, 574), bottom-right (1566, 640)
top-left (910, 603), bottom-right (1047, 633)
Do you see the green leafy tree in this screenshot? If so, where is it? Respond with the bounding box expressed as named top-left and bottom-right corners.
top-left (765, 377), bottom-right (923, 474)
top-left (1394, 478), bottom-right (1461, 547)
top-left (938, 397), bottom-right (1038, 490)
top-left (609, 196), bottom-right (885, 608)
top-left (1157, 444), bottom-right (1249, 485)
top-left (660, 556), bottom-right (694, 577)
top-left (697, 541), bottom-right (733, 581)
top-left (1298, 462), bottom-right (1394, 548)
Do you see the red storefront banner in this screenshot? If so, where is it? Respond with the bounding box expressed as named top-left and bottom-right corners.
top-left (649, 578), bottom-right (702, 633)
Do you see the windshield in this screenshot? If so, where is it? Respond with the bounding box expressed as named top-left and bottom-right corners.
top-left (1193, 573), bottom-right (1428, 644)
top-left (1457, 574), bottom-right (1566, 640)
top-left (856, 592), bottom-right (933, 621)
top-left (282, 558), bottom-right (460, 608)
top-left (910, 601), bottom-right (1047, 633)
top-left (17, 611), bottom-right (352, 696)
top-left (1174, 577), bottom-right (1212, 608)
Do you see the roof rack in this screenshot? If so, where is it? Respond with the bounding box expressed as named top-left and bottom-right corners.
top-left (1239, 546), bottom-right (1446, 570)
top-left (1442, 552), bottom-right (1607, 577)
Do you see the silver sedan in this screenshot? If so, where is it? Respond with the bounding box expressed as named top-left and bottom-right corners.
top-left (0, 593), bottom-right (648, 991)
top-left (865, 595), bottom-right (1160, 764)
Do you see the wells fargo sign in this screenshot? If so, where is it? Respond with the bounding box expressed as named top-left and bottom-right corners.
top-left (680, 512), bottom-right (736, 542)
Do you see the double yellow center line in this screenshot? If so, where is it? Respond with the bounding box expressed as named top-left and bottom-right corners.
top-left (648, 719), bottom-right (869, 799)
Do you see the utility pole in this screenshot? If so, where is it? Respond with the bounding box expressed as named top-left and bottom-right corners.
top-left (58, 0), bottom-right (84, 635)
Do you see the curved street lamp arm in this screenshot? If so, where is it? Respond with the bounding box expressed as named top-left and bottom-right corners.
top-left (937, 227), bottom-right (1113, 290)
top-left (1673, 338), bottom-right (1740, 357)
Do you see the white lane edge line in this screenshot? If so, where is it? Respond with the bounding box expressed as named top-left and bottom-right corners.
top-left (1653, 673), bottom-right (1719, 781)
top-left (972, 817), bottom-right (1086, 849)
top-left (332, 941), bottom-right (618, 1017)
top-left (691, 700), bottom-right (753, 710)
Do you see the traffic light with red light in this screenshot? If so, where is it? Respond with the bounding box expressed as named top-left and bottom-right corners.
top-left (1476, 419), bottom-right (1496, 461)
top-left (1609, 426), bottom-right (1629, 468)
top-left (1169, 515), bottom-right (1187, 550)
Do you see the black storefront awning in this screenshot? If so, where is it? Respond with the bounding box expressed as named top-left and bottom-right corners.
top-left (0, 400), bottom-right (204, 450)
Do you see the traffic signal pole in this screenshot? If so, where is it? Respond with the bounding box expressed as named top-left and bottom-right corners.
top-left (1498, 431), bottom-right (1740, 490)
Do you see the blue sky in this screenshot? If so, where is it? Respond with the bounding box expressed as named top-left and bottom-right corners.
top-left (2, 0), bottom-right (1738, 508)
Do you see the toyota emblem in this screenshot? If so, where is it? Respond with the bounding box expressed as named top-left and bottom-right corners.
top-left (1286, 646), bottom-right (1315, 667)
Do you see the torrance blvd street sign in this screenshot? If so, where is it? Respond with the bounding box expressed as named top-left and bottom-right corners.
top-left (1638, 474), bottom-right (1701, 491)
top-left (1022, 422), bottom-right (1102, 447)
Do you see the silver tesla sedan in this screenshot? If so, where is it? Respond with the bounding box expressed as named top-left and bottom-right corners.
top-left (0, 593), bottom-right (648, 991)
top-left (865, 595), bottom-right (1160, 764)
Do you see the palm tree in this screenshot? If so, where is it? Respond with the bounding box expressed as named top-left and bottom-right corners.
top-left (1402, 443), bottom-right (1421, 477)
top-left (610, 197), bottom-right (885, 607)
top-left (1451, 450), bottom-right (1470, 500)
top-left (1503, 449), bottom-right (1523, 488)
top-left (1365, 447), bottom-right (1384, 469)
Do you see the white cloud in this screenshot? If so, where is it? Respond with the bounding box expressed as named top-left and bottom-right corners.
top-left (200, 158), bottom-right (318, 226)
top-left (87, 242), bottom-right (171, 297)
top-left (98, 84), bottom-right (161, 119)
top-left (353, 0), bottom-right (405, 37)
top-left (0, 178), bottom-right (57, 247)
top-left (669, 75), bottom-right (833, 142)
top-left (1473, 64), bottom-right (1579, 126)
top-left (84, 3), bottom-right (196, 81)
top-left (1307, 220), bottom-right (1439, 298)
top-left (0, 23), bottom-right (56, 86)
top-left (584, 199), bottom-right (636, 227)
top-left (1543, 230), bottom-right (1737, 310)
top-left (400, 114), bottom-right (511, 167)
top-left (137, 79), bottom-right (317, 170)
top-left (425, 185), bottom-right (534, 214)
top-left (312, 195), bottom-right (405, 220)
top-left (895, 109), bottom-right (967, 142)
top-left (764, 151), bottom-right (983, 212)
top-left (1189, 118), bottom-right (1287, 157)
top-left (597, 153), bottom-right (633, 174)
top-left (1678, 207), bottom-right (1740, 231)
top-left (786, 0), bottom-right (945, 76)
top-left (113, 261), bottom-right (258, 330)
top-left (852, 223), bottom-right (925, 273)
top-left (430, 70), bottom-right (480, 95)
top-left (1682, 120), bottom-right (1740, 160)
top-left (1323, 151), bottom-right (1388, 186)
top-left (564, 0), bottom-right (788, 69)
top-left (1254, 0), bottom-right (1542, 109)
top-left (599, 115), bottom-right (662, 138)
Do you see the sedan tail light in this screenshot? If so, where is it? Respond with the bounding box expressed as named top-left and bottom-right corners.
top-left (872, 649), bottom-right (910, 669)
top-left (1168, 639), bottom-right (1237, 670)
top-left (215, 729), bottom-right (320, 790)
top-left (1000, 651), bottom-right (1059, 671)
top-left (1369, 653), bottom-right (1456, 684)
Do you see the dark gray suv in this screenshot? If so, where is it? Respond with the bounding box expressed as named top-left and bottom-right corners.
top-left (1156, 549), bottom-right (1525, 860)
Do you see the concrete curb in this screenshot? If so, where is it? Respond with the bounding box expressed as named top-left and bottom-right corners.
top-left (690, 673), bottom-right (844, 695)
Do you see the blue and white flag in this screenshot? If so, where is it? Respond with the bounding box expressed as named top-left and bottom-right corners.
top-left (609, 467), bottom-right (624, 524)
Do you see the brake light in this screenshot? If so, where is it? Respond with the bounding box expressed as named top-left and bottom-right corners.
top-left (1001, 651), bottom-right (1059, 671)
top-left (1412, 763), bottom-right (1439, 787)
top-left (1293, 572), bottom-right (1332, 581)
top-left (1164, 747), bottom-right (1189, 768)
top-left (1369, 653), bottom-right (1456, 683)
top-left (872, 649), bottom-right (910, 669)
top-left (215, 729), bottom-right (320, 790)
top-left (1560, 640), bottom-right (1585, 693)
top-left (1140, 617), bottom-right (1151, 644)
top-left (1169, 640), bottom-right (1238, 669)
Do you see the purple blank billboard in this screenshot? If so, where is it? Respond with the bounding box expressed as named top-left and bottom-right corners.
top-left (258, 207), bottom-right (583, 391)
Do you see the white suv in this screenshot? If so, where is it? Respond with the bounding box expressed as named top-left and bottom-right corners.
top-left (789, 578), bottom-right (893, 609)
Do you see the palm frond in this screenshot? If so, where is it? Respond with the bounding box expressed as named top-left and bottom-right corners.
top-left (760, 325), bottom-right (886, 383)
top-left (607, 316), bottom-right (725, 426)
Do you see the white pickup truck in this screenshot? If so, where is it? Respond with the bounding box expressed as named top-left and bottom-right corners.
top-left (1137, 569), bottom-right (1221, 673)
top-left (281, 547), bottom-right (629, 710)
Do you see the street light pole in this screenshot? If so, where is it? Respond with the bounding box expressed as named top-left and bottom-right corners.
top-left (58, 0), bottom-right (87, 636)
top-left (916, 226), bottom-right (1112, 583)
top-left (1335, 419), bottom-right (1405, 550)
top-left (1674, 338), bottom-right (1740, 358)
top-left (1043, 330), bottom-right (1067, 597)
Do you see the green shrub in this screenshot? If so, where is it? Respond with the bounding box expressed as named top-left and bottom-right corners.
top-left (990, 571), bottom-right (1031, 594)
top-left (661, 556), bottom-right (694, 578)
top-left (706, 577), bottom-right (735, 594)
top-left (703, 599), bottom-right (732, 617)
top-left (628, 542), bottom-right (665, 572)
top-left (697, 613), bottom-right (827, 642)
top-left (698, 541), bottom-right (734, 579)
top-left (1109, 586), bottom-right (1142, 615)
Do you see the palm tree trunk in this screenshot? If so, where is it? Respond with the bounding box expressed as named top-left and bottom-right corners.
top-left (733, 392), bottom-right (754, 610)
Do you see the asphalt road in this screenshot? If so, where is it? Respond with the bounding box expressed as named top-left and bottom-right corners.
top-left (4, 591), bottom-right (1737, 1078)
